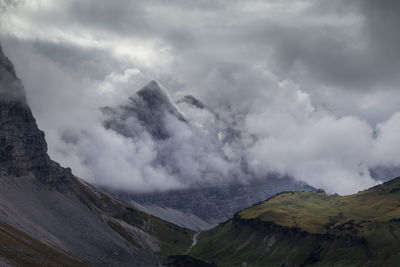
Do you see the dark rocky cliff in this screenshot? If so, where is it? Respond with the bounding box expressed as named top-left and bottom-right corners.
top-left (0, 45), bottom-right (72, 186)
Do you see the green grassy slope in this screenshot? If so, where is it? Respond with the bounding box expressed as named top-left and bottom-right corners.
top-left (190, 177), bottom-right (400, 266)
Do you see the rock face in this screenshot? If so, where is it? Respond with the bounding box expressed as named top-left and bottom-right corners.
top-left (0, 46), bottom-right (71, 186)
top-left (0, 100), bottom-right (73, 186)
top-left (0, 45), bottom-right (194, 266)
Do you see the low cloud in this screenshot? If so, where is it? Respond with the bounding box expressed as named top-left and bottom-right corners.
top-left (1, 0), bottom-right (400, 195)
top-left (47, 68), bottom-right (400, 195)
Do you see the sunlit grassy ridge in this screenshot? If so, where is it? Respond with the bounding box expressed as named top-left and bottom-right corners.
top-left (190, 178), bottom-right (400, 266)
top-left (240, 178), bottom-right (400, 235)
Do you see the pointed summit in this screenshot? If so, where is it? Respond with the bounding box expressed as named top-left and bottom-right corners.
top-left (135, 80), bottom-right (185, 121)
top-left (136, 80), bottom-right (175, 107)
top-left (103, 80), bottom-right (186, 139)
top-left (137, 80), bottom-right (162, 94)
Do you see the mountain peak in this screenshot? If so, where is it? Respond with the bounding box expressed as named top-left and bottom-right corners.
top-left (103, 80), bottom-right (186, 140)
top-left (140, 79), bottom-right (161, 91)
top-left (137, 80), bottom-right (162, 96)
top-left (134, 80), bottom-right (186, 122)
top-left (135, 80), bottom-right (179, 114)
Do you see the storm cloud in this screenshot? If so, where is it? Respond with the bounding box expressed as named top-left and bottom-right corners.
top-left (1, 0), bottom-right (400, 194)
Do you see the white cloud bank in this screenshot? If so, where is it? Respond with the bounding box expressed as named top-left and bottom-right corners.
top-left (1, 0), bottom-right (400, 195)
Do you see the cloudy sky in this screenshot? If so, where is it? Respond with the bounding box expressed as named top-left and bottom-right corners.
top-left (1, 0), bottom-right (400, 194)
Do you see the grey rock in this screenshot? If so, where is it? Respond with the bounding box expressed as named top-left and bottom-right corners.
top-left (0, 45), bottom-right (71, 187)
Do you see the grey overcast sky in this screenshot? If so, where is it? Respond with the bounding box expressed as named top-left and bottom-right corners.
top-left (1, 0), bottom-right (400, 194)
